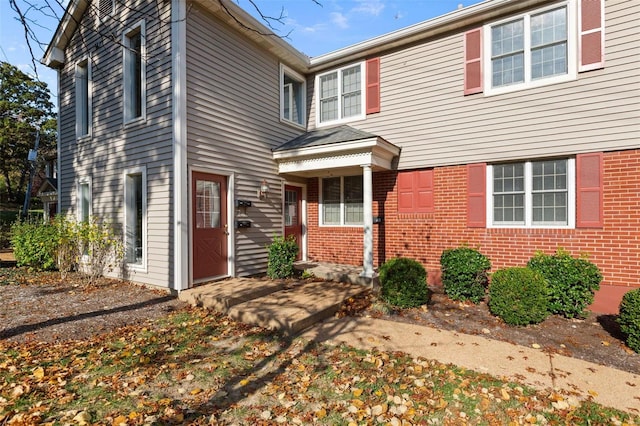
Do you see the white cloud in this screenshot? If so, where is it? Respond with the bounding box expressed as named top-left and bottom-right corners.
top-left (352, 0), bottom-right (385, 16)
top-left (331, 12), bottom-right (349, 29)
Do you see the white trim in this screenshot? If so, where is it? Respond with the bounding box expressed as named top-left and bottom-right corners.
top-left (273, 137), bottom-right (399, 160)
top-left (279, 64), bottom-right (306, 129)
top-left (283, 181), bottom-right (308, 261)
top-left (188, 167), bottom-right (235, 285)
top-left (122, 20), bottom-right (146, 125)
top-left (172, 0), bottom-right (189, 291)
top-left (123, 166), bottom-right (147, 272)
top-left (315, 62), bottom-right (366, 127)
top-left (75, 57), bottom-right (92, 140)
top-left (76, 176), bottom-right (92, 222)
top-left (483, 0), bottom-right (577, 96)
top-left (56, 70), bottom-right (62, 216)
top-left (361, 165), bottom-right (374, 278)
top-left (487, 157), bottom-right (576, 229)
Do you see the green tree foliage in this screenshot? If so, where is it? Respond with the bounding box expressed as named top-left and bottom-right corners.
top-left (0, 62), bottom-right (56, 203)
top-left (379, 257), bottom-right (430, 308)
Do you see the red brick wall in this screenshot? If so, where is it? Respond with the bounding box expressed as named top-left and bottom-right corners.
top-left (306, 149), bottom-right (640, 311)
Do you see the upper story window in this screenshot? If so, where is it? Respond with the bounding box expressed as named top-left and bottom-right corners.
top-left (123, 21), bottom-right (146, 123)
top-left (316, 62), bottom-right (365, 126)
top-left (483, 1), bottom-right (576, 95)
top-left (75, 59), bottom-right (91, 139)
top-left (321, 175), bottom-right (363, 226)
top-left (280, 64), bottom-right (306, 127)
top-left (489, 158), bottom-right (575, 228)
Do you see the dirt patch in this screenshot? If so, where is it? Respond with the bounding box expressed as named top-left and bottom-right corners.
top-left (341, 287), bottom-right (640, 375)
top-left (0, 269), bottom-right (186, 343)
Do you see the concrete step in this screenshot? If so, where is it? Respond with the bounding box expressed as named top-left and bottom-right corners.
top-left (178, 277), bottom-right (286, 310)
top-left (294, 261), bottom-right (379, 287)
top-left (179, 277), bottom-right (367, 335)
top-left (227, 281), bottom-right (367, 335)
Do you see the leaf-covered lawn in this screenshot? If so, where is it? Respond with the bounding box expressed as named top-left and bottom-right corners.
top-left (0, 307), bottom-right (637, 425)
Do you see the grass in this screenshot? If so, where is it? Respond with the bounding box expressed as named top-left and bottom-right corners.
top-left (0, 306), bottom-right (637, 424)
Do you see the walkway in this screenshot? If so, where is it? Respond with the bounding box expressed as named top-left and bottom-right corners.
top-left (302, 316), bottom-right (640, 415)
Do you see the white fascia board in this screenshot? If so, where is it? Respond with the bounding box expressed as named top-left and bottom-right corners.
top-left (273, 137), bottom-right (399, 161)
top-left (42, 0), bottom-right (87, 68)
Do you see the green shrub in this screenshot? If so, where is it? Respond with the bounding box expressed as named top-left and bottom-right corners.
top-left (73, 217), bottom-right (124, 285)
top-left (527, 249), bottom-right (602, 318)
top-left (379, 257), bottom-right (430, 308)
top-left (618, 289), bottom-right (640, 353)
top-left (488, 267), bottom-right (550, 326)
top-left (11, 219), bottom-right (59, 270)
top-left (440, 247), bottom-right (491, 304)
top-left (266, 235), bottom-right (299, 279)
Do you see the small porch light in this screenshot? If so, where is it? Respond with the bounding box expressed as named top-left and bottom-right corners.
top-left (258, 179), bottom-right (270, 199)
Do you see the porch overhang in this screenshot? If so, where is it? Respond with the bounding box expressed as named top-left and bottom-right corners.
top-left (272, 126), bottom-right (400, 177)
top-left (273, 125), bottom-right (400, 281)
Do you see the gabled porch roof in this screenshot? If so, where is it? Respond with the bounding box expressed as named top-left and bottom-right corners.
top-left (272, 125), bottom-right (400, 177)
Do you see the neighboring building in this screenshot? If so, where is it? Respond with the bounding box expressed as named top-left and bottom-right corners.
top-left (44, 0), bottom-right (638, 313)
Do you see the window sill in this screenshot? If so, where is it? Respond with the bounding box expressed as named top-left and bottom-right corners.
top-left (280, 118), bottom-right (306, 131)
top-left (316, 113), bottom-right (365, 129)
top-left (76, 134), bottom-right (91, 142)
top-left (319, 224), bottom-right (364, 228)
top-left (124, 116), bottom-right (146, 128)
top-left (483, 72), bottom-right (576, 97)
top-left (487, 225), bottom-right (575, 232)
top-left (126, 263), bottom-right (147, 273)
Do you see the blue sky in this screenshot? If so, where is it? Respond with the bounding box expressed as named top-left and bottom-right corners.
top-left (0, 0), bottom-right (483, 101)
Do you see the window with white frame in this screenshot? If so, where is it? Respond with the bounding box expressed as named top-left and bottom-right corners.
top-left (125, 168), bottom-right (146, 268)
top-left (77, 177), bottom-right (92, 223)
top-left (123, 21), bottom-right (145, 123)
top-left (75, 59), bottom-right (91, 138)
top-left (489, 158), bottom-right (575, 228)
top-left (321, 176), bottom-right (363, 226)
top-left (484, 1), bottom-right (576, 94)
top-left (280, 64), bottom-right (306, 127)
top-left (316, 62), bottom-right (365, 126)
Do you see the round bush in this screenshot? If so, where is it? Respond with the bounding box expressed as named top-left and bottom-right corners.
top-left (527, 249), bottom-right (602, 318)
top-left (618, 289), bottom-right (640, 354)
top-left (379, 257), bottom-right (430, 308)
top-left (488, 267), bottom-right (550, 326)
top-left (266, 235), bottom-right (299, 279)
top-left (440, 247), bottom-right (491, 304)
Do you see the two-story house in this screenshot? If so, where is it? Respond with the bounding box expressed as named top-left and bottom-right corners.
top-left (44, 0), bottom-right (638, 313)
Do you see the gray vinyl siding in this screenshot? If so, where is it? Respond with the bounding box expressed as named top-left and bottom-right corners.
top-left (186, 4), bottom-right (304, 276)
top-left (307, 0), bottom-right (639, 169)
top-left (57, 1), bottom-right (174, 288)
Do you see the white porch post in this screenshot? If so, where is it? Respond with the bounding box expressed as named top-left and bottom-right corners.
top-left (361, 164), bottom-right (374, 278)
